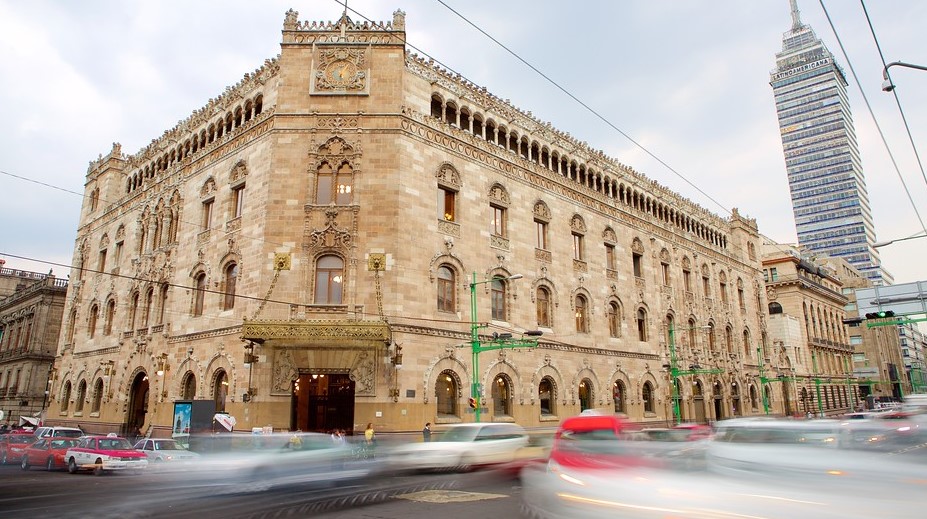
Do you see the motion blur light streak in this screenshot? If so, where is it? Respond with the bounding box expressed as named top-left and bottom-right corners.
top-left (556, 493), bottom-right (767, 518)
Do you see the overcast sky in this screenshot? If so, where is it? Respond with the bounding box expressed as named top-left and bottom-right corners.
top-left (2, 0), bottom-right (926, 285)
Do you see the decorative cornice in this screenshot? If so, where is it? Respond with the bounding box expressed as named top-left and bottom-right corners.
top-left (241, 319), bottom-right (390, 344)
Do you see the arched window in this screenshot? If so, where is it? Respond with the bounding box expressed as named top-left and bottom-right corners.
top-left (91, 378), bottom-right (104, 413)
top-left (539, 377), bottom-right (555, 416)
top-left (492, 375), bottom-right (512, 417)
top-left (314, 255), bottom-right (344, 304)
top-left (103, 300), bottom-right (115, 336)
top-left (158, 284), bottom-right (169, 324)
top-left (536, 287), bottom-right (552, 328)
top-left (75, 379), bottom-right (87, 412)
top-left (642, 381), bottom-right (654, 413)
top-left (61, 381), bottom-right (72, 412)
top-left (192, 273), bottom-right (206, 317)
top-left (607, 301), bottom-right (620, 338)
top-left (708, 322), bottom-right (717, 351)
top-left (613, 380), bottom-right (626, 413)
top-left (437, 266), bottom-right (455, 312)
top-left (725, 326), bottom-right (734, 353)
top-left (213, 370), bottom-right (228, 413)
top-left (575, 295), bottom-right (588, 333)
top-left (491, 277), bottom-right (506, 321)
top-left (578, 378), bottom-right (593, 411)
top-left (436, 370), bottom-right (458, 418)
top-left (144, 288), bottom-right (154, 326)
top-left (768, 302), bottom-right (783, 315)
top-left (129, 291), bottom-right (139, 330)
top-left (223, 262), bottom-right (239, 310)
top-left (636, 308), bottom-right (647, 341)
top-left (88, 305), bottom-right (99, 339)
top-left (181, 372), bottom-right (196, 400)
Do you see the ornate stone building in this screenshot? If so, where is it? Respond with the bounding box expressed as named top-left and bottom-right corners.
top-left (0, 262), bottom-right (68, 427)
top-left (762, 244), bottom-right (865, 416)
top-left (47, 9), bottom-right (769, 436)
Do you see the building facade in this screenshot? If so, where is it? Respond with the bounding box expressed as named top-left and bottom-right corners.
top-left (47, 9), bottom-right (769, 436)
top-left (769, 1), bottom-right (890, 286)
top-left (0, 263), bottom-right (68, 427)
top-left (762, 244), bottom-right (858, 416)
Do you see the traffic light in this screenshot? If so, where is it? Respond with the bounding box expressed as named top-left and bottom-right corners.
top-left (865, 310), bottom-right (895, 319)
top-left (468, 397), bottom-right (478, 409)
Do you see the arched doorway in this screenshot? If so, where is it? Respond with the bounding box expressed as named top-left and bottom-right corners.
top-left (712, 381), bottom-right (724, 421)
top-left (692, 381), bottom-right (706, 423)
top-left (126, 372), bottom-right (149, 437)
top-left (578, 378), bottom-right (593, 412)
top-left (291, 371), bottom-right (355, 434)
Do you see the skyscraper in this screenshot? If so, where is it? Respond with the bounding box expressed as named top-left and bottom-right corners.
top-left (770, 0), bottom-right (892, 285)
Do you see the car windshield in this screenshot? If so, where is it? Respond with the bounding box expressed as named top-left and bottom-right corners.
top-left (11, 435), bottom-right (35, 444)
top-left (154, 440), bottom-right (185, 451)
top-left (50, 439), bottom-right (79, 449)
top-left (53, 430), bottom-right (83, 438)
top-left (437, 427), bottom-right (479, 442)
top-left (98, 438), bottom-right (133, 450)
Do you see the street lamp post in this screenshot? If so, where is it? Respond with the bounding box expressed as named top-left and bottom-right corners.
top-left (469, 272), bottom-right (541, 423)
top-left (881, 61), bottom-right (927, 92)
top-left (666, 323), bottom-right (721, 425)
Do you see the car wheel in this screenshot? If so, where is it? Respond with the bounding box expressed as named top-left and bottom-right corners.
top-left (93, 459), bottom-right (104, 476)
top-left (68, 458), bottom-right (79, 474)
top-left (21, 456), bottom-right (30, 471)
top-left (456, 453), bottom-right (474, 473)
top-left (47, 457), bottom-right (56, 471)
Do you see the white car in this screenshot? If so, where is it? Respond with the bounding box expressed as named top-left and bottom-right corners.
top-left (66, 434), bottom-right (148, 475)
top-left (133, 438), bottom-right (201, 464)
top-left (388, 422), bottom-right (528, 472)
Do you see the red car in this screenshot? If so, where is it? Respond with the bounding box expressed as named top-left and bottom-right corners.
top-left (65, 434), bottom-right (148, 475)
top-left (21, 437), bottom-right (81, 471)
top-left (0, 433), bottom-right (37, 465)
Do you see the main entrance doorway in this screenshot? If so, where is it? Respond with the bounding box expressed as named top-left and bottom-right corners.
top-left (291, 372), bottom-right (355, 434)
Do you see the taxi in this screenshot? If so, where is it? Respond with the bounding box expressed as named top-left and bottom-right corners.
top-left (65, 433), bottom-right (148, 475)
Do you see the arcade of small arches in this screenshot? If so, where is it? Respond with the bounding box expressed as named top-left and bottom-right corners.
top-left (125, 94), bottom-right (264, 194)
top-left (430, 93), bottom-right (728, 250)
top-left (429, 366), bottom-right (770, 422)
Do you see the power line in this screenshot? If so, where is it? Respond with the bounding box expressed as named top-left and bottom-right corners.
top-left (817, 0), bottom-right (927, 236)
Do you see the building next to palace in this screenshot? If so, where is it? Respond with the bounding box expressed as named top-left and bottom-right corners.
top-left (0, 260), bottom-right (69, 427)
top-left (46, 8), bottom-right (786, 437)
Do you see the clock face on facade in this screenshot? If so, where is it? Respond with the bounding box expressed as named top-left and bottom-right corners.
top-left (325, 59), bottom-right (358, 86)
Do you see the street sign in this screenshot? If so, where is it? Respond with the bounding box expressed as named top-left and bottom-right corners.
top-left (856, 282), bottom-right (927, 316)
top-left (854, 367), bottom-right (879, 378)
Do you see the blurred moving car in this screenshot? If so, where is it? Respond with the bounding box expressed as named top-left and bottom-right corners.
top-left (33, 426), bottom-right (83, 439)
top-left (180, 432), bottom-right (378, 492)
top-left (66, 434), bottom-right (148, 475)
top-left (21, 438), bottom-right (81, 471)
top-left (1, 432), bottom-right (37, 465)
top-left (133, 438), bottom-right (201, 464)
top-left (522, 416), bottom-right (925, 518)
top-left (388, 422), bottom-right (529, 472)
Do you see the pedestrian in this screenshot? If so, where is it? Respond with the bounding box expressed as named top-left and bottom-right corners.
top-left (364, 422), bottom-right (375, 444)
top-left (422, 422), bottom-right (432, 442)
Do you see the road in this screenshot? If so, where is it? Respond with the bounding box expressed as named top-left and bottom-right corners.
top-left (0, 461), bottom-right (527, 519)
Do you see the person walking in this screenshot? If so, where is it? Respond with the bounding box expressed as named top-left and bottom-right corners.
top-left (422, 422), bottom-right (432, 442)
top-left (363, 423), bottom-right (376, 459)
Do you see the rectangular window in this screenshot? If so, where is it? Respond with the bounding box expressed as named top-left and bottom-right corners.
top-left (232, 185), bottom-right (245, 218)
top-left (572, 233), bottom-right (584, 261)
top-left (114, 240), bottom-right (124, 266)
top-left (605, 244), bottom-right (615, 270)
top-left (770, 267), bottom-right (778, 281)
top-left (202, 199), bottom-right (214, 230)
top-left (535, 220), bottom-right (548, 249)
top-left (439, 187), bottom-right (456, 221)
top-left (98, 249), bottom-right (107, 273)
top-left (683, 269), bottom-right (691, 292)
top-left (763, 269), bottom-right (769, 283)
top-left (490, 205), bottom-right (506, 237)
top-left (335, 168), bottom-right (352, 205)
top-left (702, 276), bottom-right (711, 296)
top-left (632, 253), bottom-right (643, 278)
top-left (661, 263), bottom-right (670, 286)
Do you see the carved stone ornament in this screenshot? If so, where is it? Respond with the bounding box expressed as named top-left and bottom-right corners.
top-left (272, 349), bottom-right (298, 393)
top-left (314, 48), bottom-right (368, 93)
top-left (350, 352), bottom-right (376, 396)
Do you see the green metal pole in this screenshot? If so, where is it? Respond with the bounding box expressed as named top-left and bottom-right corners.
top-left (811, 350), bottom-right (824, 417)
top-left (669, 324), bottom-right (680, 425)
top-left (843, 355), bottom-right (853, 411)
top-left (470, 272), bottom-right (481, 423)
top-left (758, 346), bottom-right (770, 415)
